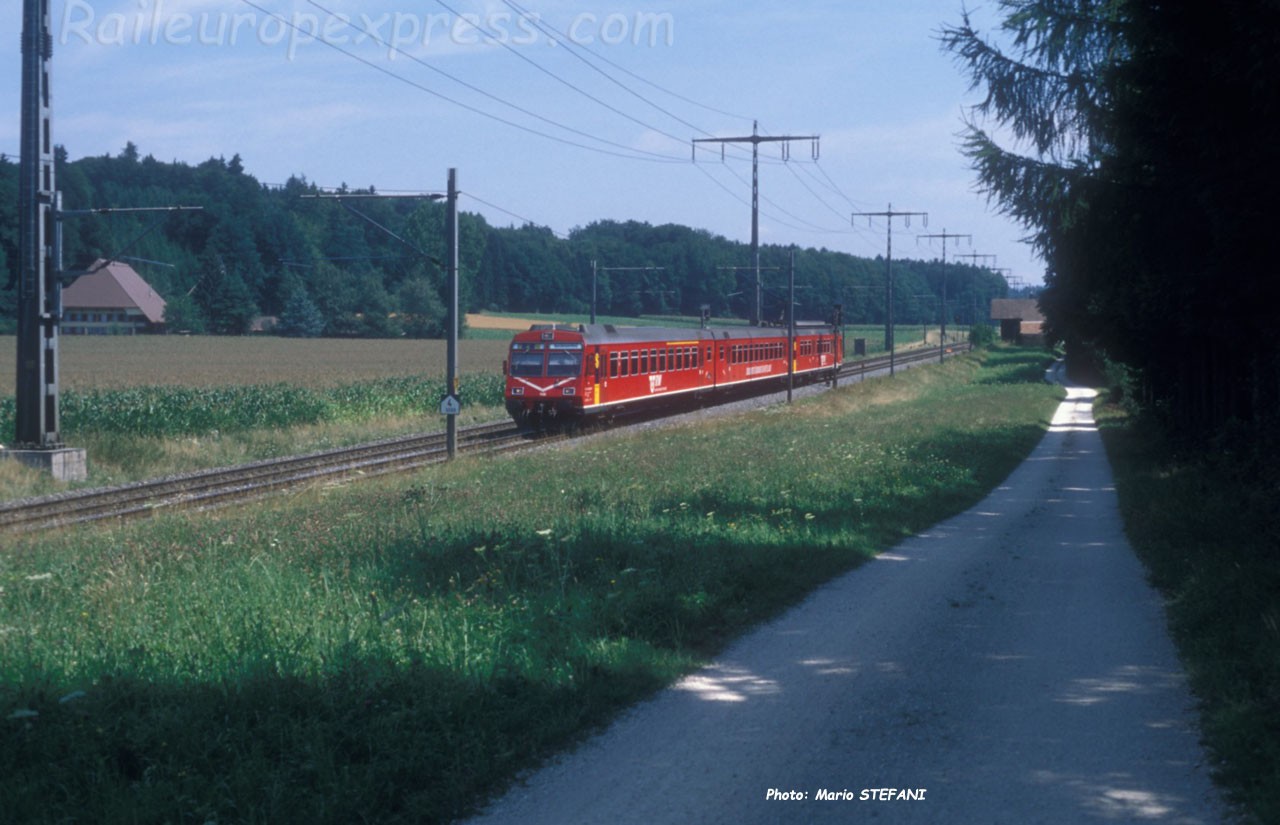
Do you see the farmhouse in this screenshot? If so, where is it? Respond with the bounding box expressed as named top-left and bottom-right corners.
top-left (62, 259), bottom-right (167, 335)
top-left (989, 298), bottom-right (1045, 344)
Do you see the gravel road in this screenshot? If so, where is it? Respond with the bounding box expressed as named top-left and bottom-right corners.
top-left (466, 375), bottom-right (1231, 824)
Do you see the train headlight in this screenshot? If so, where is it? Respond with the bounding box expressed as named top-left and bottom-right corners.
top-left (511, 387), bottom-right (524, 396)
top-left (562, 387), bottom-right (576, 396)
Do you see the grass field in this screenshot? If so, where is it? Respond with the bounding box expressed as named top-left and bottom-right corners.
top-left (0, 346), bottom-right (1061, 824)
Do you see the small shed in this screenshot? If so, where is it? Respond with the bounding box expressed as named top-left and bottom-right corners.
top-left (62, 260), bottom-right (167, 335)
top-left (989, 298), bottom-right (1045, 344)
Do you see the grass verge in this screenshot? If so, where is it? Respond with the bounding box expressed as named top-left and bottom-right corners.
top-left (1098, 406), bottom-right (1279, 824)
top-left (1, 375), bottom-right (508, 500)
top-left (0, 346), bottom-right (1060, 824)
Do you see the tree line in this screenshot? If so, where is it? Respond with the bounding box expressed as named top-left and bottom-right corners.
top-left (0, 147), bottom-right (1006, 338)
top-left (944, 0), bottom-right (1280, 437)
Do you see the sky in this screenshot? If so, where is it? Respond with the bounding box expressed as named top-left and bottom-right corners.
top-left (1, 1), bottom-right (1044, 289)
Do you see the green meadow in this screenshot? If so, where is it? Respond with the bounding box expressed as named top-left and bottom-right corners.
top-left (0, 346), bottom-right (1060, 824)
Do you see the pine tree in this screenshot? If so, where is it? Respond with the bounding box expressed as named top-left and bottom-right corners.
top-left (278, 288), bottom-right (326, 338)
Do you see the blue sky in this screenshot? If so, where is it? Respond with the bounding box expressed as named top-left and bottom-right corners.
top-left (2, 1), bottom-right (1043, 287)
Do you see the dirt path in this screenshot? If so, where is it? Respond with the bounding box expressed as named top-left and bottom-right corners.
top-left (465, 379), bottom-right (1229, 824)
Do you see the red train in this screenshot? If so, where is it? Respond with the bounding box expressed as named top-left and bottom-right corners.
top-left (504, 322), bottom-right (843, 427)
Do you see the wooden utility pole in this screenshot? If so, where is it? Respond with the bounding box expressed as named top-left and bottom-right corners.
top-left (693, 122), bottom-right (818, 326)
top-left (852, 204), bottom-right (927, 376)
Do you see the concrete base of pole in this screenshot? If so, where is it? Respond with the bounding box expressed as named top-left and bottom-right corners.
top-left (1, 447), bottom-right (88, 482)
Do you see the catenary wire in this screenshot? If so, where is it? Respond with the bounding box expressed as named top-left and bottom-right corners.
top-left (233, 0), bottom-right (684, 164)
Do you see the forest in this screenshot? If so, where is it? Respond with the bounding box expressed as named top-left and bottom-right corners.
top-left (944, 0), bottom-right (1280, 436)
top-left (0, 146), bottom-right (1007, 338)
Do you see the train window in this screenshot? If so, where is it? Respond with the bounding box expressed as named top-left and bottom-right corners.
top-left (630, 350), bottom-right (639, 375)
top-left (609, 352), bottom-right (619, 378)
top-left (547, 351), bottom-right (581, 377)
top-left (510, 352), bottom-right (544, 377)
top-left (640, 349), bottom-right (649, 374)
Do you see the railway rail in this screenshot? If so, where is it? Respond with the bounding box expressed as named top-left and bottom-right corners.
top-left (1, 341), bottom-right (969, 536)
top-left (835, 341), bottom-right (971, 382)
top-left (0, 421), bottom-right (534, 535)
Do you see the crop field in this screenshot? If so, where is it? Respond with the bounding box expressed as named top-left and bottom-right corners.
top-left (0, 335), bottom-right (512, 395)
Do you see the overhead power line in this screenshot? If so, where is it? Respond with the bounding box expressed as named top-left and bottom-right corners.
top-left (501, 0), bottom-right (752, 124)
top-left (235, 0), bottom-right (682, 164)
top-left (495, 0), bottom-right (748, 151)
top-left (427, 0), bottom-right (692, 157)
top-left (694, 121), bottom-right (820, 325)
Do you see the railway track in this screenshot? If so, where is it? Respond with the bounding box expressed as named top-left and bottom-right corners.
top-left (1, 342), bottom-right (969, 536)
top-left (836, 341), bottom-right (971, 382)
top-left (0, 421), bottom-right (534, 535)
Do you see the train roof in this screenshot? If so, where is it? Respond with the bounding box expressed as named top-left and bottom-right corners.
top-left (513, 322), bottom-right (837, 347)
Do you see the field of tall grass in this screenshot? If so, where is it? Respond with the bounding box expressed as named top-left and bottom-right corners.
top-left (0, 346), bottom-right (1060, 824)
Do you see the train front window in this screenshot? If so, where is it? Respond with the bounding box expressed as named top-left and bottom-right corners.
top-left (510, 352), bottom-right (545, 376)
top-left (547, 351), bottom-right (582, 377)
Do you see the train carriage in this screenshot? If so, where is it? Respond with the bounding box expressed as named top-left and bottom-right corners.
top-left (505, 322), bottom-right (842, 428)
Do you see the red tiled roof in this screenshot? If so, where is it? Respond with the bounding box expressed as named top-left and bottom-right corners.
top-left (63, 260), bottom-right (167, 324)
